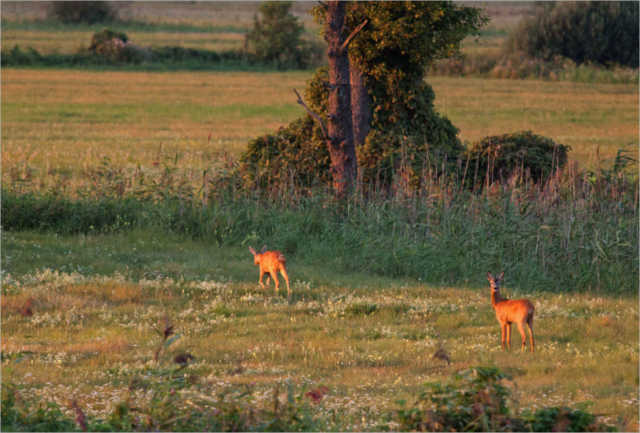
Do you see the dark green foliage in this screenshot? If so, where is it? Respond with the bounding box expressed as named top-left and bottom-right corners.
top-left (240, 1), bottom-right (488, 189)
top-left (396, 367), bottom-right (617, 432)
top-left (397, 367), bottom-right (515, 431)
top-left (247, 1), bottom-right (314, 69)
top-left (239, 116), bottom-right (331, 189)
top-left (467, 131), bottom-right (570, 185)
top-left (1, 382), bottom-right (78, 432)
top-left (508, 2), bottom-right (639, 68)
top-left (1, 44), bottom-right (262, 71)
top-left (522, 406), bottom-right (617, 432)
top-left (50, 1), bottom-right (118, 24)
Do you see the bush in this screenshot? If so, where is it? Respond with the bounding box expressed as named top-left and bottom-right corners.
top-left (86, 28), bottom-right (148, 64)
top-left (247, 1), bottom-right (313, 69)
top-left (239, 116), bottom-right (331, 190)
top-left (50, 1), bottom-right (118, 24)
top-left (397, 366), bottom-right (617, 432)
top-left (508, 2), bottom-right (639, 68)
top-left (466, 131), bottom-right (570, 185)
top-left (239, 65), bottom-right (465, 190)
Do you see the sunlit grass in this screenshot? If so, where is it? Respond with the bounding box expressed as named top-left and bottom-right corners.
top-left (2, 231), bottom-right (638, 430)
top-left (3, 69), bottom-right (638, 184)
top-left (1, 28), bottom-right (247, 54)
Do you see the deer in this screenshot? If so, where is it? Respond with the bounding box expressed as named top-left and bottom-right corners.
top-left (249, 245), bottom-right (290, 297)
top-left (487, 271), bottom-right (535, 353)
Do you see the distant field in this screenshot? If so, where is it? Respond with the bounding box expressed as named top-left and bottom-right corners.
top-left (2, 231), bottom-right (638, 429)
top-left (2, 69), bottom-right (637, 182)
top-left (1, 1), bottom-right (320, 54)
top-left (1, 27), bottom-right (247, 54)
top-left (1, 2), bottom-right (525, 58)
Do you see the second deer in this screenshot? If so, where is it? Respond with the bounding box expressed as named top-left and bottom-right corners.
top-left (487, 271), bottom-right (535, 353)
top-left (249, 245), bottom-right (291, 297)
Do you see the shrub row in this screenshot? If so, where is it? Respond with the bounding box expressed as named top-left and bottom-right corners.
top-left (0, 44), bottom-right (274, 71)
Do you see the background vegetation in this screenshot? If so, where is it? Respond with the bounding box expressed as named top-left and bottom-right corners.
top-left (2, 1), bottom-right (638, 83)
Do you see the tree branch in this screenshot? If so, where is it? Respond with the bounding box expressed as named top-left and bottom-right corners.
top-left (294, 89), bottom-right (330, 142)
top-left (318, 1), bottom-right (328, 11)
top-left (322, 80), bottom-right (337, 91)
top-left (342, 19), bottom-right (368, 50)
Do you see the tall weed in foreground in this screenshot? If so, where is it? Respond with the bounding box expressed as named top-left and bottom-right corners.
top-left (396, 366), bottom-right (617, 432)
top-left (2, 364), bottom-right (617, 432)
top-left (2, 150), bottom-right (638, 294)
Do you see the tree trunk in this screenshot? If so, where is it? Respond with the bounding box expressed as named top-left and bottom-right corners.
top-left (350, 60), bottom-right (371, 147)
top-left (325, 1), bottom-right (357, 196)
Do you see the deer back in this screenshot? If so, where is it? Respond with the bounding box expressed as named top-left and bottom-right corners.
top-left (260, 251), bottom-right (286, 273)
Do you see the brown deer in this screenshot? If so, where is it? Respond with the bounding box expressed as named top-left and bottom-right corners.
top-left (487, 271), bottom-right (535, 352)
top-left (249, 245), bottom-right (290, 297)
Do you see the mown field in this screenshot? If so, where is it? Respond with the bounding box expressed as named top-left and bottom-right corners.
top-left (2, 231), bottom-right (638, 430)
top-left (2, 69), bottom-right (638, 185)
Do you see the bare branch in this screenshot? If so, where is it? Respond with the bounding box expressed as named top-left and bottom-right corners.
top-left (342, 19), bottom-right (368, 50)
top-left (294, 88), bottom-right (330, 142)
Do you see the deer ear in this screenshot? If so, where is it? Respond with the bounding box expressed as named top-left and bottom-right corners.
top-left (487, 272), bottom-right (493, 281)
top-left (249, 246), bottom-right (256, 255)
top-left (261, 245), bottom-right (268, 254)
top-left (498, 271), bottom-right (505, 281)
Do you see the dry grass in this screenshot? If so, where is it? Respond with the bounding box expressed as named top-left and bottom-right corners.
top-left (1, 1), bottom-right (318, 27)
top-left (2, 69), bottom-right (637, 185)
top-left (429, 77), bottom-right (639, 167)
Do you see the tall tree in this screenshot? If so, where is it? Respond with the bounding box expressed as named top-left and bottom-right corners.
top-left (296, 1), bottom-right (366, 195)
top-left (241, 1), bottom-right (488, 192)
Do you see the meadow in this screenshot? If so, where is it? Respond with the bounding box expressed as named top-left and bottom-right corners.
top-left (2, 231), bottom-right (638, 430)
top-left (2, 2), bottom-right (639, 431)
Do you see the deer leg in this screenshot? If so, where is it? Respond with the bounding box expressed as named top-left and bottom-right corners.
top-left (506, 323), bottom-right (512, 350)
top-left (280, 268), bottom-right (291, 298)
top-left (527, 318), bottom-right (535, 353)
top-left (501, 324), bottom-right (507, 351)
top-left (517, 322), bottom-right (527, 350)
top-left (265, 273), bottom-right (271, 287)
top-left (259, 270), bottom-right (266, 288)
top-left (271, 273), bottom-right (280, 294)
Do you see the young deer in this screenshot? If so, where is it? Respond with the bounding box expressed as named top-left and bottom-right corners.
top-left (487, 272), bottom-right (535, 353)
top-left (249, 245), bottom-right (290, 297)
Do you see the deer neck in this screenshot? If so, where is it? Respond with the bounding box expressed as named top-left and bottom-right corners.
top-left (491, 289), bottom-right (503, 308)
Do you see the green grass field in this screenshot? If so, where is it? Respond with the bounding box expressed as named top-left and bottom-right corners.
top-left (2, 231), bottom-right (638, 430)
top-left (2, 69), bottom-right (637, 186)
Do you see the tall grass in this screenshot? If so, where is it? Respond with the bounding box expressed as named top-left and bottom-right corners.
top-left (3, 149), bottom-right (637, 295)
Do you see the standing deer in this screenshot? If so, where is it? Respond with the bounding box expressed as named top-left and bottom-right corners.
top-left (249, 245), bottom-right (290, 297)
top-left (487, 271), bottom-right (535, 352)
